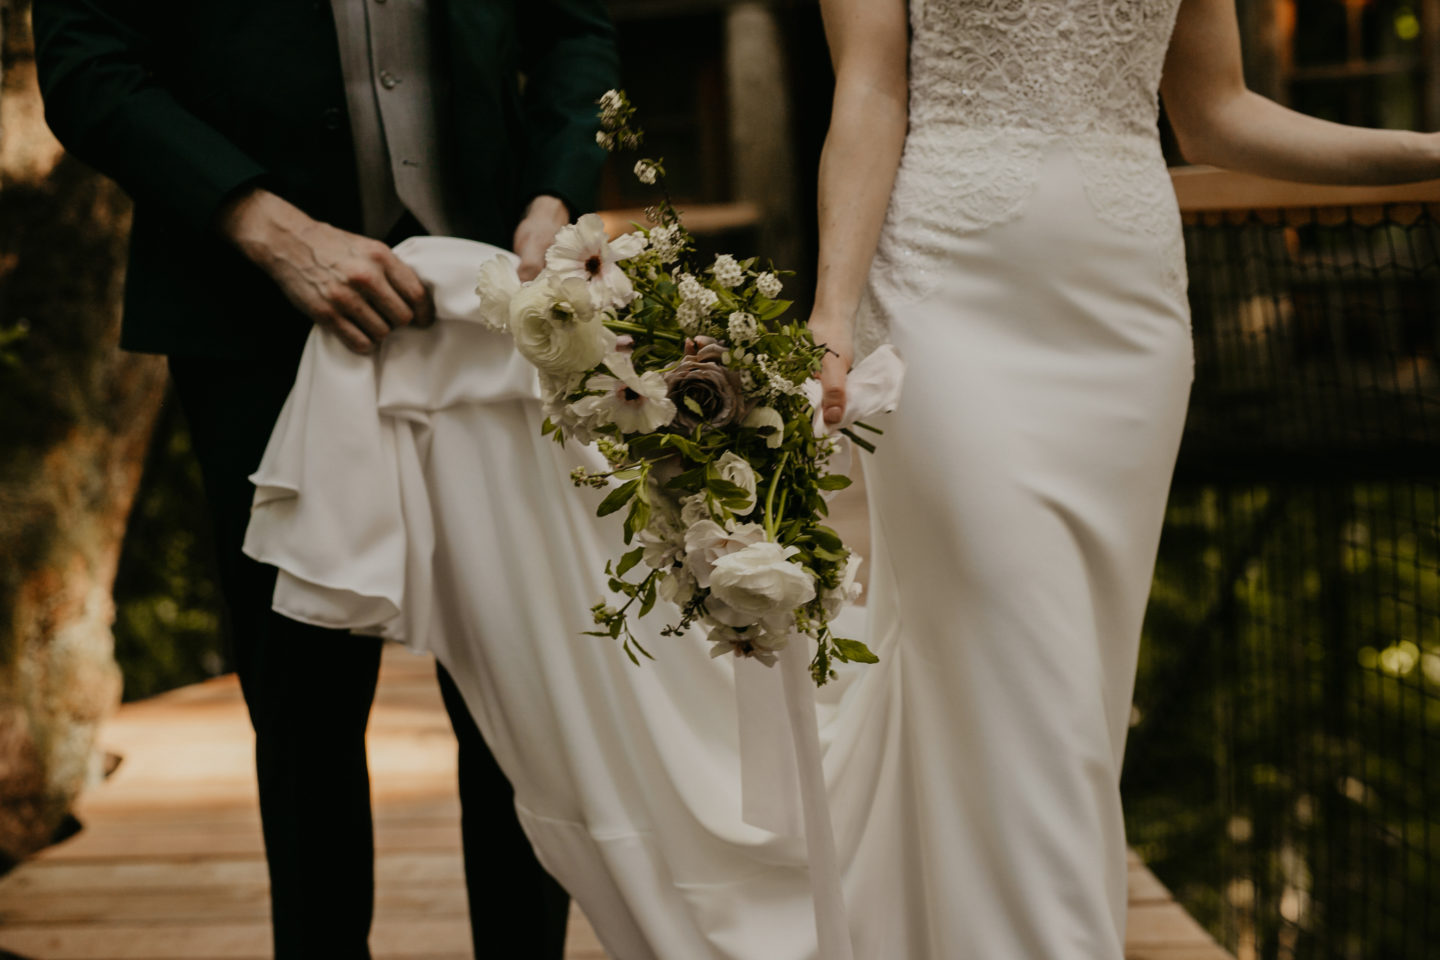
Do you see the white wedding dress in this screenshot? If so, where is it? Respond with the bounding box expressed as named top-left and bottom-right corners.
top-left (244, 2), bottom-right (1195, 957)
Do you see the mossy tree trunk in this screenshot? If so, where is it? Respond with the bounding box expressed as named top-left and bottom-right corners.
top-left (0, 0), bottom-right (166, 867)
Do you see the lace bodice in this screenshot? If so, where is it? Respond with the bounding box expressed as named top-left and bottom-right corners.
top-left (908, 0), bottom-right (1181, 140)
top-left (861, 0), bottom-right (1189, 354)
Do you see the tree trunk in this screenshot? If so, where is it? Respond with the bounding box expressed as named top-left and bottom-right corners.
top-left (0, 0), bottom-right (166, 867)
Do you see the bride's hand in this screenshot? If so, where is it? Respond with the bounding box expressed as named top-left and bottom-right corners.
top-left (809, 312), bottom-right (854, 426)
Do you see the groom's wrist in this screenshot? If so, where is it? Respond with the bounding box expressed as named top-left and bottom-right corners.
top-left (216, 187), bottom-right (313, 266)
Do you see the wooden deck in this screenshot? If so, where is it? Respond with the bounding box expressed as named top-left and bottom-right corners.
top-left (0, 643), bottom-right (1234, 960)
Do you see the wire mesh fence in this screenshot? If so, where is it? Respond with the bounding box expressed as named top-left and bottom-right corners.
top-left (1123, 197), bottom-right (1440, 960)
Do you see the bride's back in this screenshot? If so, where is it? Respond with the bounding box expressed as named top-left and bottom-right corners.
top-left (909, 0), bottom-right (1183, 137)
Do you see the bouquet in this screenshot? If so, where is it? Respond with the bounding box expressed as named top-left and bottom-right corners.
top-left (475, 91), bottom-right (878, 685)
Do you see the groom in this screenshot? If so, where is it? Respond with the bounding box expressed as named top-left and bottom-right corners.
top-left (34, 0), bottom-right (618, 956)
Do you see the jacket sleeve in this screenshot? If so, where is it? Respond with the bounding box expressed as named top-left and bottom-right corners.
top-left (515, 0), bottom-right (620, 217)
top-left (32, 0), bottom-right (270, 233)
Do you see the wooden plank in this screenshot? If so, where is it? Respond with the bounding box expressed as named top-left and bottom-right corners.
top-left (0, 629), bottom-right (1233, 960)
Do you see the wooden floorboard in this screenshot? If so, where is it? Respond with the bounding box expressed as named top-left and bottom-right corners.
top-left (0, 470), bottom-right (1233, 959)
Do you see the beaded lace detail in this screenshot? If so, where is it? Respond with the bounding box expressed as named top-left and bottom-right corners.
top-left (859, 0), bottom-right (1189, 358)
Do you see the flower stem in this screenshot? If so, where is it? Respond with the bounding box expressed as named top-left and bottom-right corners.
top-left (764, 451), bottom-right (790, 540)
top-left (604, 320), bottom-right (683, 342)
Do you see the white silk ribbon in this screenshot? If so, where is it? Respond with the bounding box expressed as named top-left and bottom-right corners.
top-left (735, 344), bottom-right (905, 958)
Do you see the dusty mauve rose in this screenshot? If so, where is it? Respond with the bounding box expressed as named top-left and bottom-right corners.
top-left (666, 337), bottom-right (745, 430)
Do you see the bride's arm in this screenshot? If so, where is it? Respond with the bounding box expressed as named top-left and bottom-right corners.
top-left (1162, 0), bottom-right (1440, 184)
top-left (809, 0), bottom-right (909, 426)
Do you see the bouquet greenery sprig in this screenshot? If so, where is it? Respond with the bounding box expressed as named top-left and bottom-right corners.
top-left (475, 90), bottom-right (877, 685)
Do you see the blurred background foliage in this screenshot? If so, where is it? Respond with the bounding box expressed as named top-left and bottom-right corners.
top-left (110, 400), bottom-right (227, 702)
top-left (65, 1), bottom-right (1440, 957)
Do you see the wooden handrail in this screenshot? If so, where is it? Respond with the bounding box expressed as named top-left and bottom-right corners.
top-left (599, 201), bottom-right (762, 237)
top-left (1170, 165), bottom-right (1440, 212)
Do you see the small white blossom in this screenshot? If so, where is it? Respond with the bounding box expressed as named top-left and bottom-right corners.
top-left (676, 300), bottom-right (704, 334)
top-left (676, 273), bottom-right (706, 303)
top-left (712, 254), bottom-right (745, 289)
top-left (756, 272), bottom-right (783, 299)
top-left (727, 311), bottom-right (758, 343)
top-left (596, 130), bottom-right (615, 149)
top-left (648, 224), bottom-right (683, 263)
top-left (634, 160), bottom-right (659, 185)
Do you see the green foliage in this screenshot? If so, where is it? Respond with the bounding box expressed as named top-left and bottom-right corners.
top-left (1125, 481), bottom-right (1440, 960)
top-left (110, 403), bottom-right (227, 701)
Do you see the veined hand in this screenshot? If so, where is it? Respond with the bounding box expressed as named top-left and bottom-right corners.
top-left (808, 310), bottom-right (854, 426)
top-left (513, 195), bottom-right (572, 282)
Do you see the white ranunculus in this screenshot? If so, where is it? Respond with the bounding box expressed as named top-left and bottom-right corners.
top-left (742, 405), bottom-right (786, 448)
top-left (821, 553), bottom-right (865, 619)
top-left (474, 257), bottom-right (521, 332)
top-left (683, 520), bottom-right (767, 589)
top-left (545, 213), bottom-right (647, 310)
top-left (707, 541), bottom-right (816, 627)
top-left (567, 352), bottom-right (677, 435)
top-left (509, 274), bottom-right (613, 375)
top-left (713, 451), bottom-right (758, 514)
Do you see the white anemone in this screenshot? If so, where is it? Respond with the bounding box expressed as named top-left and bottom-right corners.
top-left (546, 213), bottom-right (647, 310)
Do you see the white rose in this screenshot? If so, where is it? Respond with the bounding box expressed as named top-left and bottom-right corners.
top-left (475, 257), bottom-right (521, 332)
top-left (683, 520), bottom-right (767, 589)
top-left (509, 274), bottom-right (613, 375)
top-left (707, 541), bottom-right (816, 627)
top-left (742, 405), bottom-right (785, 448)
top-left (821, 553), bottom-right (865, 619)
top-left (714, 451), bottom-right (758, 514)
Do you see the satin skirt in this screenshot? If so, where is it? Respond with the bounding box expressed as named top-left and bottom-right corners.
top-left (244, 140), bottom-right (1194, 959)
top-left (854, 143), bottom-right (1195, 957)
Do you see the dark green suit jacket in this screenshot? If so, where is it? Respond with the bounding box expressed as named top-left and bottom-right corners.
top-left (33, 0), bottom-right (619, 358)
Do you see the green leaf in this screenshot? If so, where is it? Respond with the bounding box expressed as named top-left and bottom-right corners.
top-left (812, 546), bottom-right (847, 563)
top-left (625, 497), bottom-right (651, 544)
top-left (639, 578), bottom-right (658, 617)
top-left (833, 637), bottom-right (879, 664)
top-left (810, 525), bottom-right (843, 550)
top-left (617, 547), bottom-right (645, 578)
top-left (816, 474), bottom-right (852, 491)
top-left (597, 479), bottom-right (641, 517)
top-left (706, 477), bottom-right (751, 501)
top-left (683, 394), bottom-right (705, 416)
top-left (757, 299), bottom-right (792, 321)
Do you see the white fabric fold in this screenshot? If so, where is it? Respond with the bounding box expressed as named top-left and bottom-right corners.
top-left (241, 236), bottom-right (886, 959)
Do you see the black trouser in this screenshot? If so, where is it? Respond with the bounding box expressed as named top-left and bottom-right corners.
top-left (168, 269), bottom-right (569, 959)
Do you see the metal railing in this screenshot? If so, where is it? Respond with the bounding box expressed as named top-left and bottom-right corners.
top-left (1123, 168), bottom-right (1440, 960)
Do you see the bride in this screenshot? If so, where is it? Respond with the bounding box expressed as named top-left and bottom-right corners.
top-left (248, 0), bottom-right (1440, 957)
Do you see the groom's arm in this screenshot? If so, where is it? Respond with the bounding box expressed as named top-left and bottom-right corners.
top-left (515, 0), bottom-right (620, 219)
top-left (32, 0), bottom-right (269, 233)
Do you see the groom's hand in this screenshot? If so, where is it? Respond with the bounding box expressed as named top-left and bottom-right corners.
top-left (217, 187), bottom-right (436, 355)
top-left (513, 195), bottom-right (571, 282)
